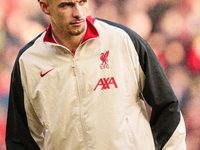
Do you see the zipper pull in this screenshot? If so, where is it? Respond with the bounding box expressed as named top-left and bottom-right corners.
top-left (72, 59), bottom-right (77, 76)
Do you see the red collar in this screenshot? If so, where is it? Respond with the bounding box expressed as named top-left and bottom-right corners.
top-left (43, 16), bottom-right (99, 44)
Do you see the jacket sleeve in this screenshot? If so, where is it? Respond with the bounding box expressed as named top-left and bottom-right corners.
top-left (132, 32), bottom-right (186, 150)
top-left (6, 50), bottom-right (40, 150)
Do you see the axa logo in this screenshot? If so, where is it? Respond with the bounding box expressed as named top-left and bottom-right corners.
top-left (100, 50), bottom-right (110, 69)
top-left (94, 77), bottom-right (118, 91)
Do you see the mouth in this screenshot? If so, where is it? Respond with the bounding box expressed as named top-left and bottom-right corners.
top-left (70, 20), bottom-right (84, 27)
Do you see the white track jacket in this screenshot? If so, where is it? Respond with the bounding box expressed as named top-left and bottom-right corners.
top-left (6, 16), bottom-right (186, 150)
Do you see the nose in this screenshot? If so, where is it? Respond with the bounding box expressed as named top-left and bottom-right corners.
top-left (72, 4), bottom-right (83, 18)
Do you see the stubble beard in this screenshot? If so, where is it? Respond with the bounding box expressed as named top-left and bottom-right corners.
top-left (68, 24), bottom-right (86, 36)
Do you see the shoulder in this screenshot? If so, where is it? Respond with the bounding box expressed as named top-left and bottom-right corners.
top-left (96, 18), bottom-right (152, 54)
top-left (95, 19), bottom-right (143, 42)
top-left (11, 32), bottom-right (44, 77)
top-left (17, 32), bottom-right (44, 61)
top-left (95, 18), bottom-right (151, 51)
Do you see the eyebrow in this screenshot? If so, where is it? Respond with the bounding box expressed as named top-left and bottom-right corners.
top-left (58, 2), bottom-right (75, 7)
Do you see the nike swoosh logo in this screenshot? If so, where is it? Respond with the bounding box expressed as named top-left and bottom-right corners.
top-left (40, 68), bottom-right (54, 77)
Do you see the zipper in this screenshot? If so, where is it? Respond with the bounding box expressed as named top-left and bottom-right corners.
top-left (72, 58), bottom-right (88, 149)
top-left (72, 59), bottom-right (77, 76)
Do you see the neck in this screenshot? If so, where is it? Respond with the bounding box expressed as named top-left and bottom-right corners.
top-left (52, 30), bottom-right (85, 50)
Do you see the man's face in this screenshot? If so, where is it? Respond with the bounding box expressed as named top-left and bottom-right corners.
top-left (46, 0), bottom-right (89, 37)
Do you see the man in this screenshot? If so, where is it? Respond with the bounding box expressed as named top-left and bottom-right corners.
top-left (6, 0), bottom-right (186, 149)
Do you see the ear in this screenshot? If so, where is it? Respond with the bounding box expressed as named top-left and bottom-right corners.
top-left (39, 0), bottom-right (50, 15)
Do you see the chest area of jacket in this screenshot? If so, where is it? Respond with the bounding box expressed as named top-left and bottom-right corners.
top-left (23, 45), bottom-right (141, 106)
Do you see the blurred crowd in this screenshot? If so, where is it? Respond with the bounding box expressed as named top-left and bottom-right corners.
top-left (0, 0), bottom-right (200, 149)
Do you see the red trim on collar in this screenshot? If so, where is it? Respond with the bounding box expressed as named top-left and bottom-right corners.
top-left (43, 25), bottom-right (56, 43)
top-left (43, 16), bottom-right (99, 44)
top-left (81, 16), bottom-right (99, 44)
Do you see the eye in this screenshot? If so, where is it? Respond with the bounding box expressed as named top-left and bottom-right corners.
top-left (79, 0), bottom-right (87, 5)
